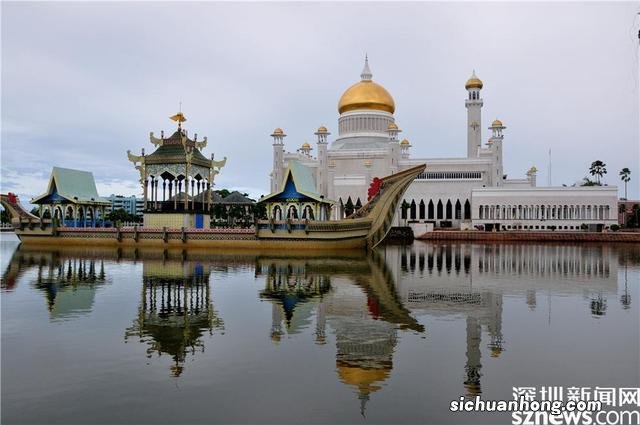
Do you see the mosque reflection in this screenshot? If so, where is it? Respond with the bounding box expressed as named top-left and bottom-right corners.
top-left (124, 252), bottom-right (224, 377)
top-left (256, 253), bottom-right (424, 414)
top-left (2, 242), bottom-right (636, 410)
top-left (255, 243), bottom-right (636, 408)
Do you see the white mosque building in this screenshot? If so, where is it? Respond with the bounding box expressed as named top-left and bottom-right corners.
top-left (269, 58), bottom-right (618, 232)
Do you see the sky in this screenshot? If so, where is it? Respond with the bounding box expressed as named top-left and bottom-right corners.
top-left (2, 1), bottom-right (639, 205)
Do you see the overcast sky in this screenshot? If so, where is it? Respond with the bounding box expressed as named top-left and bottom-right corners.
top-left (2, 1), bottom-right (639, 205)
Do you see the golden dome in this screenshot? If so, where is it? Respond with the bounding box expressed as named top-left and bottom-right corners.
top-left (387, 122), bottom-right (398, 130)
top-left (465, 71), bottom-right (483, 90)
top-left (316, 125), bottom-right (328, 134)
top-left (491, 119), bottom-right (503, 128)
top-left (400, 138), bottom-right (410, 146)
top-left (301, 142), bottom-right (311, 149)
top-left (338, 57), bottom-right (395, 114)
top-left (338, 81), bottom-right (395, 114)
top-left (272, 127), bottom-right (284, 136)
top-left (336, 363), bottom-right (391, 396)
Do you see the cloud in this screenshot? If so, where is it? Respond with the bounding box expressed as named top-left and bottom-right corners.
top-left (1, 2), bottom-right (638, 201)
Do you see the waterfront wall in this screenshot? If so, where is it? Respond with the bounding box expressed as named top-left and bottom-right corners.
top-left (16, 226), bottom-right (367, 250)
top-left (417, 231), bottom-right (640, 243)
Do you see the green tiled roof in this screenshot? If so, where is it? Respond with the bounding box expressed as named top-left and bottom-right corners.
top-left (259, 160), bottom-right (333, 204)
top-left (32, 167), bottom-right (110, 205)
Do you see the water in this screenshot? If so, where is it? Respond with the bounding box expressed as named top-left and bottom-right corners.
top-left (1, 232), bottom-right (639, 424)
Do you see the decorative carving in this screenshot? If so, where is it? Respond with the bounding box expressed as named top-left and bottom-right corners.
top-left (150, 132), bottom-right (164, 147)
top-left (135, 164), bottom-right (145, 184)
top-left (211, 156), bottom-right (227, 169)
top-left (195, 136), bottom-right (208, 150)
top-left (127, 150), bottom-right (145, 164)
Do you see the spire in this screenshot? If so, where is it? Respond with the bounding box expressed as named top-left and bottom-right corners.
top-left (360, 54), bottom-right (372, 81)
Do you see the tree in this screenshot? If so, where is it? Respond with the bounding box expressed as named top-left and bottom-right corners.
top-left (253, 203), bottom-right (267, 220)
top-left (619, 167), bottom-right (631, 200)
top-left (106, 208), bottom-right (136, 224)
top-left (580, 177), bottom-right (600, 187)
top-left (589, 160), bottom-right (607, 184)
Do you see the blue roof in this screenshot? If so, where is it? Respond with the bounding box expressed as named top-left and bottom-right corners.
top-left (259, 161), bottom-right (332, 204)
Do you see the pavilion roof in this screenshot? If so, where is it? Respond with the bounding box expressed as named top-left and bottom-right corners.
top-left (146, 130), bottom-right (209, 165)
top-left (259, 161), bottom-right (332, 204)
top-left (193, 190), bottom-right (254, 205)
top-left (32, 167), bottom-right (110, 205)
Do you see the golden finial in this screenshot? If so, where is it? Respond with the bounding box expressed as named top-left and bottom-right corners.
top-left (170, 103), bottom-right (187, 129)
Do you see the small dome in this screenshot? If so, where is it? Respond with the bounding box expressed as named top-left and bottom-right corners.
top-left (301, 142), bottom-right (311, 149)
top-left (400, 138), bottom-right (410, 146)
top-left (387, 122), bottom-right (398, 130)
top-left (272, 127), bottom-right (284, 136)
top-left (528, 165), bottom-right (538, 173)
top-left (465, 71), bottom-right (483, 90)
top-left (316, 125), bottom-right (328, 134)
top-left (491, 119), bottom-right (503, 128)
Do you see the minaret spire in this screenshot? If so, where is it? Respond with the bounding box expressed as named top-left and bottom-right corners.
top-left (360, 54), bottom-right (372, 81)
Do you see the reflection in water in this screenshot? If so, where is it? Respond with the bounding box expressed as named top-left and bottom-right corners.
top-left (257, 260), bottom-right (331, 342)
top-left (389, 242), bottom-right (635, 398)
top-left (257, 253), bottom-right (423, 415)
top-left (1, 241), bottom-right (638, 424)
top-left (2, 248), bottom-right (108, 320)
top-left (124, 254), bottom-right (224, 377)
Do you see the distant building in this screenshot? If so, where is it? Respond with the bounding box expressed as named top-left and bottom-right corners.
top-left (106, 194), bottom-right (144, 217)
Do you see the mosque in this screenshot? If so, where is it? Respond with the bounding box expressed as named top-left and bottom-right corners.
top-left (269, 58), bottom-right (618, 232)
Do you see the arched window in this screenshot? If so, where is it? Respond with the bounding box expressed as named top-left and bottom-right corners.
top-left (344, 197), bottom-right (355, 217)
top-left (302, 205), bottom-right (315, 220)
top-left (287, 205), bottom-right (298, 219)
top-left (464, 200), bottom-right (471, 220)
top-left (437, 200), bottom-right (444, 220)
top-left (428, 200), bottom-right (434, 220)
top-left (419, 200), bottom-right (425, 220)
top-left (455, 200), bottom-right (462, 219)
top-left (410, 200), bottom-right (417, 220)
top-left (445, 200), bottom-right (452, 220)
top-left (273, 205), bottom-right (282, 220)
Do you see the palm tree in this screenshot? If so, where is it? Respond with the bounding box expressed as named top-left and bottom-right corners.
top-left (589, 160), bottom-right (607, 184)
top-left (619, 167), bottom-right (631, 200)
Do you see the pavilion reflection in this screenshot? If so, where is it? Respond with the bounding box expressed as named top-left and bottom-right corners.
top-left (124, 253), bottom-right (224, 377)
top-left (2, 246), bottom-right (108, 320)
top-left (256, 252), bottom-right (423, 415)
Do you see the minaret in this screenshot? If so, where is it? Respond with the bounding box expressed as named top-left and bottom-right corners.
top-left (527, 166), bottom-right (538, 187)
top-left (400, 138), bottom-right (411, 159)
top-left (387, 122), bottom-right (401, 173)
top-left (464, 315), bottom-right (482, 398)
top-left (488, 119), bottom-right (506, 186)
top-left (270, 128), bottom-right (286, 192)
top-left (315, 126), bottom-right (330, 197)
top-left (465, 71), bottom-right (484, 158)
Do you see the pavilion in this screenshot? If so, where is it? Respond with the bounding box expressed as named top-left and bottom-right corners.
top-left (127, 112), bottom-right (226, 229)
top-left (259, 160), bottom-right (333, 221)
top-left (31, 167), bottom-right (111, 227)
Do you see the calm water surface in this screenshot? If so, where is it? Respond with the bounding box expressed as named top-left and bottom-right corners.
top-left (1, 232), bottom-right (639, 424)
